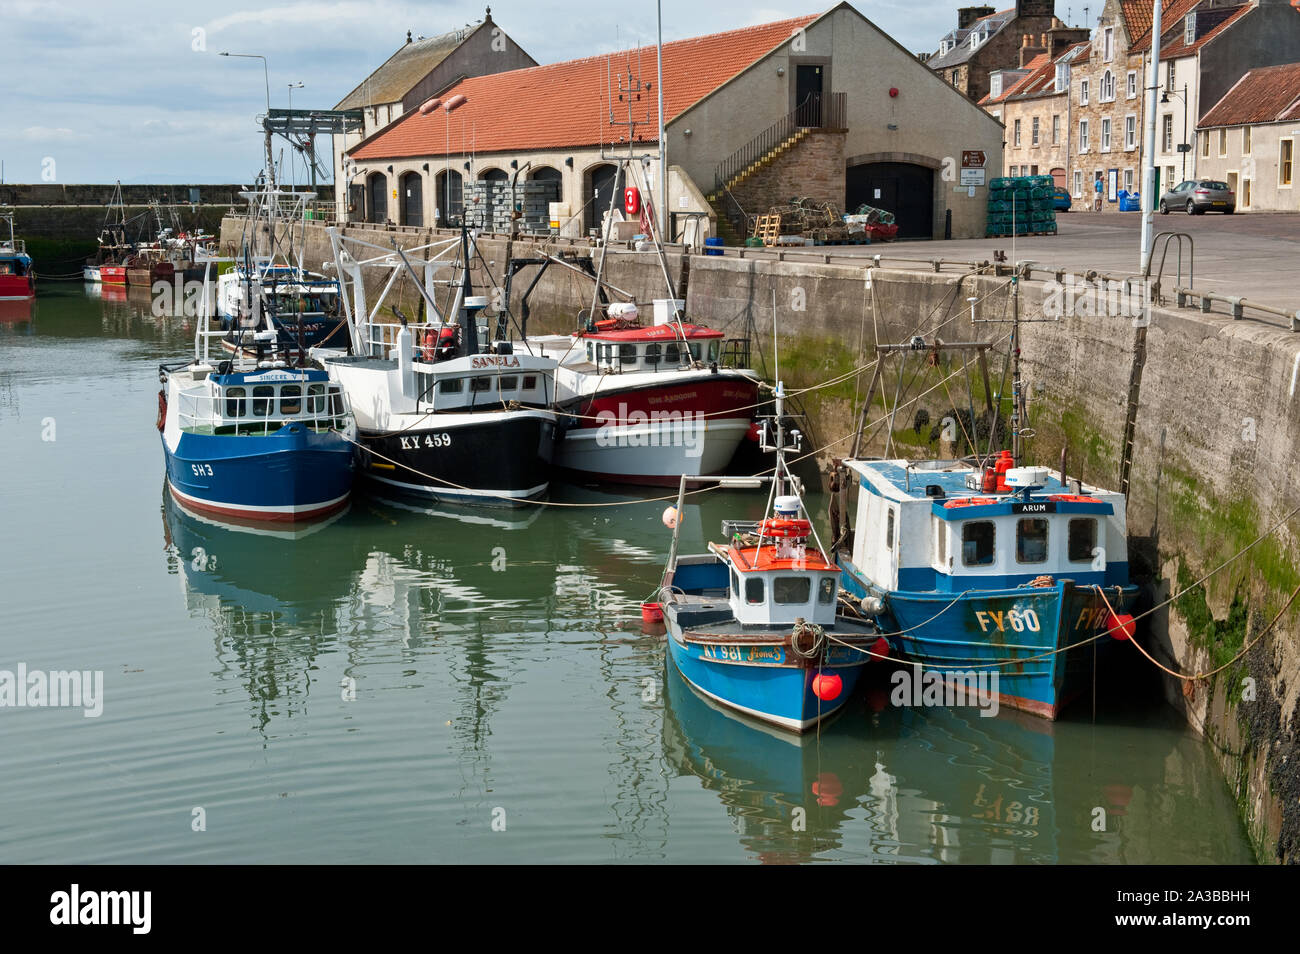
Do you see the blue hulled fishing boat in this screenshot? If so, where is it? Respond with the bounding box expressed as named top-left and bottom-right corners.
top-left (657, 383), bottom-right (883, 733)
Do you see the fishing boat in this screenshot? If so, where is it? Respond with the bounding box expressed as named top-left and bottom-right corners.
top-left (0, 215), bottom-right (36, 301)
top-left (311, 226), bottom-right (558, 508)
top-left (83, 181), bottom-right (134, 283)
top-left (832, 335), bottom-right (1139, 720)
top-left (657, 380), bottom-right (883, 733)
top-left (156, 263), bottom-right (356, 523)
top-left (506, 160), bottom-right (760, 486)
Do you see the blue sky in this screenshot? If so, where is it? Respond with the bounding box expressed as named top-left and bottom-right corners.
top-left (0, 1), bottom-right (1059, 184)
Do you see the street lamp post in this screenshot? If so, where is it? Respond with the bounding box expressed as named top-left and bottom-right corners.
top-left (220, 51), bottom-right (273, 188)
top-left (1161, 83), bottom-right (1189, 181)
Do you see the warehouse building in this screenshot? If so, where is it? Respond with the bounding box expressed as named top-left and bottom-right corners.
top-left (342, 3), bottom-right (1004, 241)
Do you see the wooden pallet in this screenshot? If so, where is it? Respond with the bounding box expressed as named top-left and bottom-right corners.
top-left (752, 213), bottom-right (782, 245)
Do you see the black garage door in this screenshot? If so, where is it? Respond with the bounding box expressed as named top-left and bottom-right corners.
top-left (846, 163), bottom-right (935, 240)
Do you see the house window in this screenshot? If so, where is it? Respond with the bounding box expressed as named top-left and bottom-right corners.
top-left (1052, 114), bottom-right (1060, 145)
top-left (1127, 116), bottom-right (1137, 150)
top-left (1030, 164), bottom-right (1039, 175)
top-left (1166, 166), bottom-right (1176, 190)
top-left (1103, 26), bottom-right (1114, 62)
top-left (1243, 126), bottom-right (1252, 155)
top-left (1281, 139), bottom-right (1294, 186)
top-left (1079, 119), bottom-right (1089, 152)
top-left (1055, 62), bottom-right (1069, 93)
top-left (1032, 116), bottom-right (1040, 146)
top-left (1202, 132), bottom-right (1210, 157)
top-left (1073, 169), bottom-right (1083, 196)
top-left (1014, 118), bottom-right (1022, 147)
top-left (1124, 168), bottom-right (1134, 193)
top-left (1068, 518), bottom-right (1097, 562)
top-left (1101, 118), bottom-right (1111, 151)
top-left (1242, 178), bottom-right (1252, 208)
top-left (1185, 14), bottom-right (1195, 46)
top-left (1126, 71), bottom-right (1137, 99)
top-left (1167, 61), bottom-right (1176, 90)
top-left (1080, 78), bottom-right (1089, 105)
top-left (991, 73), bottom-right (1003, 98)
top-left (1162, 115), bottom-right (1173, 152)
top-left (962, 521), bottom-right (996, 567)
top-left (1101, 70), bottom-right (1114, 101)
top-left (951, 70), bottom-right (959, 86)
top-left (1219, 128), bottom-right (1227, 157)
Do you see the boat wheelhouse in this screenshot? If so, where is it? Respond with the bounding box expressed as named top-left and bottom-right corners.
top-left (0, 215), bottom-right (36, 302)
top-left (836, 457), bottom-right (1139, 719)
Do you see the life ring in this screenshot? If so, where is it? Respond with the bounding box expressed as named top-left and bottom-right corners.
top-left (760, 518), bottom-right (811, 539)
top-left (156, 390), bottom-right (167, 431)
top-left (422, 328), bottom-right (437, 361)
top-left (945, 497), bottom-right (996, 508)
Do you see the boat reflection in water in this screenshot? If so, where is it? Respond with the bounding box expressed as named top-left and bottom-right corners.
top-left (663, 657), bottom-right (1244, 863)
top-left (0, 297), bottom-right (34, 325)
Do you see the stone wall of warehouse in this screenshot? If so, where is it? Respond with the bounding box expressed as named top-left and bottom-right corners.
top-left (222, 212), bottom-right (1300, 863)
top-left (725, 131), bottom-right (847, 220)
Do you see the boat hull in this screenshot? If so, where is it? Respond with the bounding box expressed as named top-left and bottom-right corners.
top-left (557, 375), bottom-right (757, 484)
top-left (83, 266), bottom-right (102, 283)
top-left (665, 624), bottom-right (870, 732)
top-left (0, 274), bottom-right (35, 301)
top-left (356, 410), bottom-right (555, 508)
top-left (163, 424), bottom-right (354, 523)
top-left (100, 266), bottom-right (128, 286)
top-left (839, 557), bottom-right (1139, 719)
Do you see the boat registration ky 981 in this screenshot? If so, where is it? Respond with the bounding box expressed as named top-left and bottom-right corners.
top-left (701, 644), bottom-right (784, 665)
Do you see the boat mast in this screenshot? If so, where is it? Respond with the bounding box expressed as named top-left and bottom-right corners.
top-left (1011, 273), bottom-right (1022, 465)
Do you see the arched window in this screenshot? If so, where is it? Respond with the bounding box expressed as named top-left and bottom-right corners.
top-left (584, 163), bottom-right (624, 234)
top-left (435, 170), bottom-right (464, 225)
top-left (530, 165), bottom-right (563, 203)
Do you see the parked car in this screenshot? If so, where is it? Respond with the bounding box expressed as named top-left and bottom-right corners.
top-left (1158, 179), bottom-right (1235, 214)
top-left (1053, 187), bottom-right (1072, 212)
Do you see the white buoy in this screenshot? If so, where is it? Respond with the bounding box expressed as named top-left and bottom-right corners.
top-left (662, 506), bottom-right (678, 529)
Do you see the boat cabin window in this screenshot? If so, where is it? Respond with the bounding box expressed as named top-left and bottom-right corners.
top-left (279, 385), bottom-right (301, 415)
top-left (774, 577), bottom-right (812, 605)
top-left (252, 385), bottom-right (274, 417)
top-left (935, 519), bottom-right (948, 565)
top-left (818, 577), bottom-right (836, 604)
top-left (1016, 518), bottom-right (1049, 564)
top-left (470, 377), bottom-right (492, 393)
top-left (645, 343), bottom-right (661, 366)
top-left (730, 567), bottom-right (741, 597)
top-left (665, 343), bottom-right (680, 363)
top-left (440, 378), bottom-right (464, 394)
top-left (225, 386), bottom-right (246, 418)
top-left (499, 376), bottom-right (518, 391)
top-left (523, 375), bottom-right (537, 390)
top-left (619, 344), bottom-right (637, 366)
top-left (885, 508), bottom-right (895, 549)
top-left (745, 578), bottom-right (764, 605)
top-left (962, 521), bottom-right (996, 567)
top-left (307, 383), bottom-right (327, 413)
top-left (1068, 518), bottom-right (1097, 563)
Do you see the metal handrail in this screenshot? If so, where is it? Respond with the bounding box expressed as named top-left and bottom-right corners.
top-left (713, 92), bottom-right (847, 194)
top-left (176, 381), bottom-right (350, 434)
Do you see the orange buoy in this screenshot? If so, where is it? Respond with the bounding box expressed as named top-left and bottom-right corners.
top-left (1106, 611), bottom-right (1136, 640)
top-left (811, 670), bottom-right (842, 701)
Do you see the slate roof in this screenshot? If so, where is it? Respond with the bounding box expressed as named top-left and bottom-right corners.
top-left (336, 23), bottom-right (492, 110)
top-left (928, 8), bottom-right (1016, 69)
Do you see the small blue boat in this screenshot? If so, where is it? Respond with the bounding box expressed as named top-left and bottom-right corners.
top-left (158, 360), bottom-right (356, 525)
top-left (836, 456), bottom-right (1139, 719)
top-left (658, 384), bottom-right (882, 733)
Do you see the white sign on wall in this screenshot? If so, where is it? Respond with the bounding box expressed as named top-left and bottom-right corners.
top-left (960, 168), bottom-right (986, 186)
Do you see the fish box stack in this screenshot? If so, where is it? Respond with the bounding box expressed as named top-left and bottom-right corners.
top-left (986, 175), bottom-right (1056, 237)
top-left (461, 181), bottom-right (561, 234)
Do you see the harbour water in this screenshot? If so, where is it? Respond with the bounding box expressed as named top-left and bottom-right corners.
top-left (0, 286), bottom-right (1256, 864)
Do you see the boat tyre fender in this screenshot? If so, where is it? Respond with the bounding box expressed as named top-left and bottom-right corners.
top-left (156, 390), bottom-right (167, 432)
top-left (789, 618), bottom-right (825, 659)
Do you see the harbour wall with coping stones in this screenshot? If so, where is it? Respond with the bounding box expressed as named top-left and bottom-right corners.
top-left (222, 215), bottom-right (1300, 861)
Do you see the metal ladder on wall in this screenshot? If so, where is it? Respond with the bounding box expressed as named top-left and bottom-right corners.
top-left (1119, 232), bottom-right (1193, 496)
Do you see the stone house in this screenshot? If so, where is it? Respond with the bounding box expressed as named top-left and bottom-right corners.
top-left (1196, 62), bottom-right (1300, 210)
top-left (983, 40), bottom-right (1089, 184)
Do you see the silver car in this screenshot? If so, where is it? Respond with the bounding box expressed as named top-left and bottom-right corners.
top-left (1159, 179), bottom-right (1235, 214)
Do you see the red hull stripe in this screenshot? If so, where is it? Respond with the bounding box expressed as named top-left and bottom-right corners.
top-left (568, 378), bottom-right (758, 430)
top-left (169, 483), bottom-right (349, 523)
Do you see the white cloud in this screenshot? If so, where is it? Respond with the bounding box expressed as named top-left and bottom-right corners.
top-left (19, 126), bottom-right (88, 143)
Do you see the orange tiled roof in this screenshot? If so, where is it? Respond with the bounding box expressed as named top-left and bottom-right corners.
top-left (1200, 62), bottom-right (1300, 127)
top-left (351, 14), bottom-right (820, 160)
top-left (1131, 0), bottom-right (1252, 54)
top-left (980, 53), bottom-right (1050, 105)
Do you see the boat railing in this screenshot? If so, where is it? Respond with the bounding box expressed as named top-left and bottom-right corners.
top-left (175, 380), bottom-right (351, 435)
top-left (0, 239), bottom-right (26, 255)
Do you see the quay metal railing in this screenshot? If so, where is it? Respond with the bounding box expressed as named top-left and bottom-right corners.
top-left (175, 379), bottom-right (350, 435)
